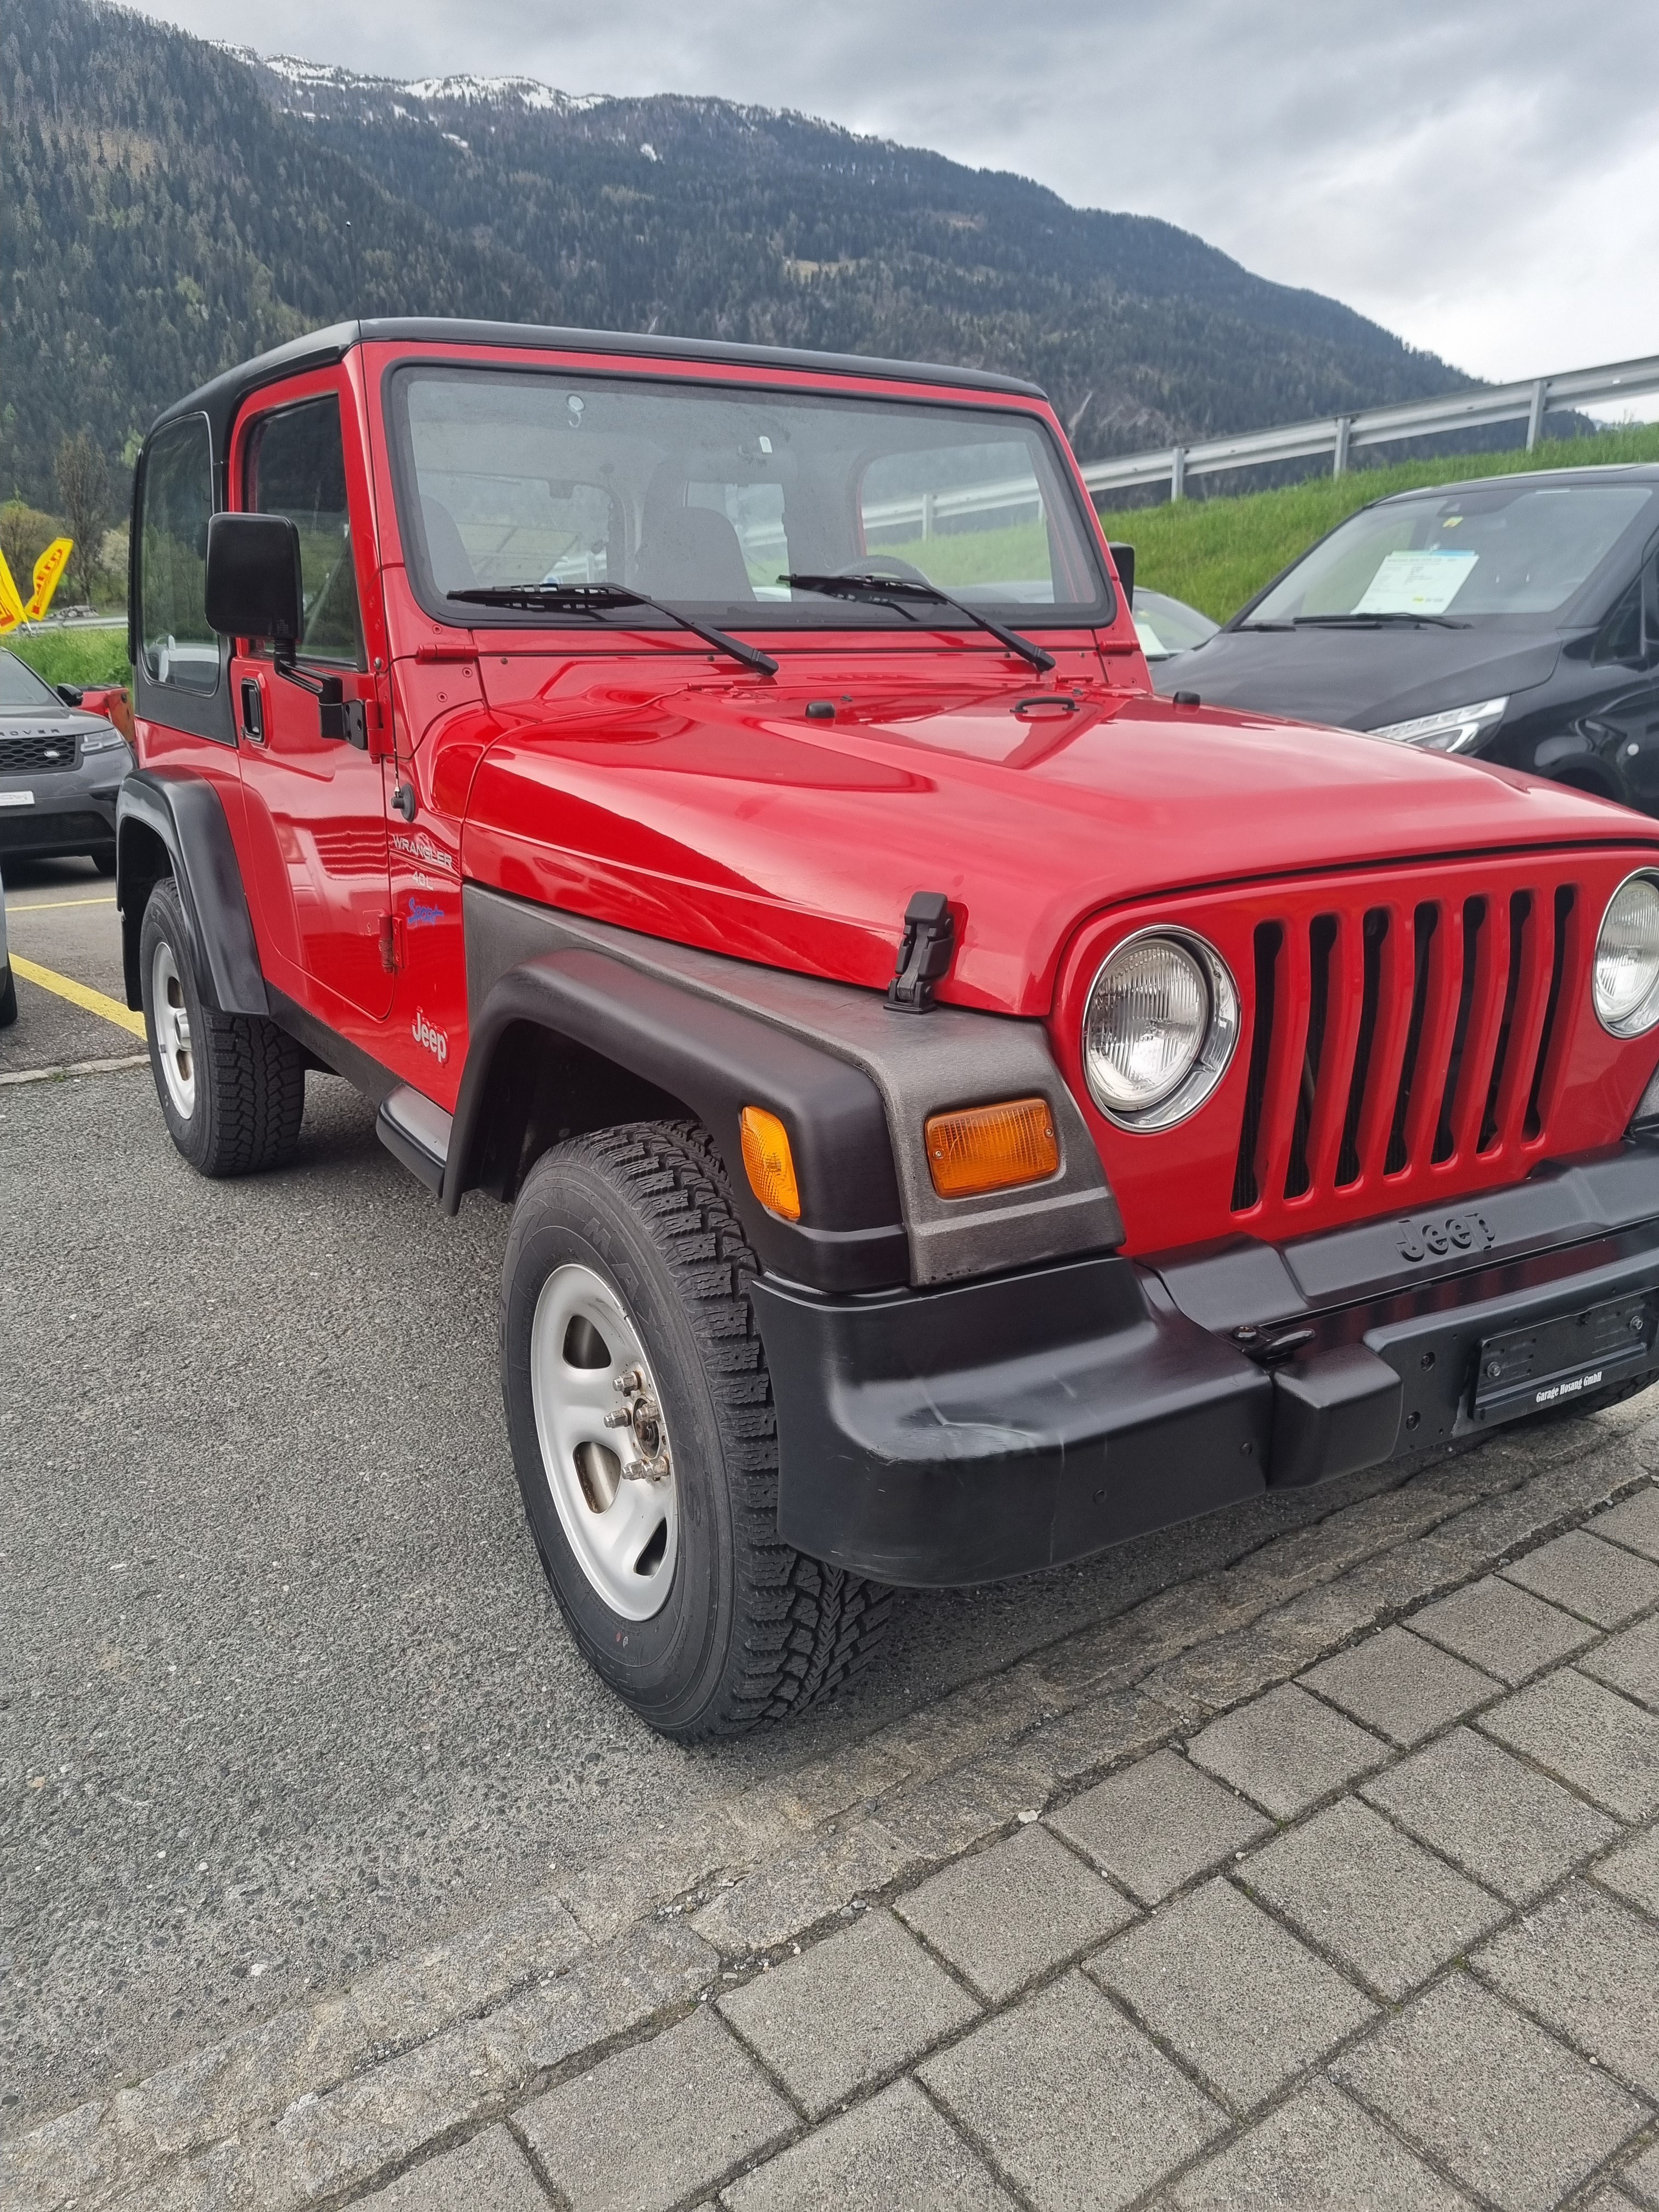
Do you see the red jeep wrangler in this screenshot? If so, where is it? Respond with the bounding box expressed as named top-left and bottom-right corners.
top-left (122, 319), bottom-right (1659, 1737)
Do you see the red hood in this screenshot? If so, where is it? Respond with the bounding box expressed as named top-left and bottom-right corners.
top-left (457, 662), bottom-right (1659, 1014)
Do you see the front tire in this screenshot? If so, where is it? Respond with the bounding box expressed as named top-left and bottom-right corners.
top-left (501, 1121), bottom-right (892, 1738)
top-left (138, 876), bottom-right (306, 1176)
top-left (0, 961), bottom-right (16, 1028)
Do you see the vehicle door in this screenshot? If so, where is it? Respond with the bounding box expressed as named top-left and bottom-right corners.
top-left (230, 375), bottom-right (394, 1022)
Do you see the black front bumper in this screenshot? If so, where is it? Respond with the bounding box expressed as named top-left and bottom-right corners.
top-left (755, 1142), bottom-right (1659, 1587)
top-left (0, 761), bottom-right (126, 857)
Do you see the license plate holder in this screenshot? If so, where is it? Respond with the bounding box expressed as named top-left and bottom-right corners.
top-left (1473, 1293), bottom-right (1656, 1418)
top-left (0, 789), bottom-right (36, 807)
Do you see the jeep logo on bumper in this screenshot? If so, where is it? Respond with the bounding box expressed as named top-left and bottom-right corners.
top-left (1397, 1210), bottom-right (1496, 1263)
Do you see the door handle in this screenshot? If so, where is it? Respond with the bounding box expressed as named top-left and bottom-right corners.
top-left (240, 676), bottom-right (266, 744)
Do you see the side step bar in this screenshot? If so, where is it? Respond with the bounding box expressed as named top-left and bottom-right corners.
top-left (375, 1084), bottom-right (452, 1195)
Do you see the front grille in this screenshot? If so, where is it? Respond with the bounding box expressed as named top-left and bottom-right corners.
top-left (0, 728), bottom-right (79, 774)
top-left (1232, 871), bottom-right (1578, 1220)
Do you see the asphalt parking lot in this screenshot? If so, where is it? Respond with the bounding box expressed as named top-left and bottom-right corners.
top-left (1, 870), bottom-right (1446, 2137)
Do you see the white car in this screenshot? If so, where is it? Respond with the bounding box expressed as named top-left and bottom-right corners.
top-left (1133, 586), bottom-right (1219, 662)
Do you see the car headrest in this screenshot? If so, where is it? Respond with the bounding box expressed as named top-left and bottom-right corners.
top-left (635, 506), bottom-right (755, 603)
top-left (420, 499), bottom-right (475, 596)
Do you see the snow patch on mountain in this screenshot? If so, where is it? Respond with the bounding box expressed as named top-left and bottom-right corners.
top-left (403, 74), bottom-right (605, 113)
top-left (221, 49), bottom-right (607, 114)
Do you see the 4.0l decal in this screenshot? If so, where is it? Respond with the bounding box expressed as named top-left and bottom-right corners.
top-left (1397, 1209), bottom-right (1496, 1263)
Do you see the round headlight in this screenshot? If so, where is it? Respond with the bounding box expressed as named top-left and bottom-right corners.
top-left (1082, 928), bottom-right (1240, 1130)
top-left (1595, 873), bottom-right (1659, 1036)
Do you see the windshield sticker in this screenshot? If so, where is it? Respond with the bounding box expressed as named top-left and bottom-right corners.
top-left (1355, 549), bottom-right (1479, 616)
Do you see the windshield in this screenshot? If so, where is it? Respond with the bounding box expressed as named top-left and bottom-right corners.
top-left (1247, 481), bottom-right (1653, 625)
top-left (388, 366), bottom-right (1110, 630)
top-left (0, 648), bottom-right (60, 711)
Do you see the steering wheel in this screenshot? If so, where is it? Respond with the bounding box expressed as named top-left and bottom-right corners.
top-left (834, 555), bottom-right (932, 584)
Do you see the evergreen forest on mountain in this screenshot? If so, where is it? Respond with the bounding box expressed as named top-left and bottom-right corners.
top-left (2, 0), bottom-right (1471, 524)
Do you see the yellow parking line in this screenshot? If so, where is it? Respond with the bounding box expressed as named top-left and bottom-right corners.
top-left (9, 955), bottom-right (146, 1037)
top-left (7, 895), bottom-right (119, 912)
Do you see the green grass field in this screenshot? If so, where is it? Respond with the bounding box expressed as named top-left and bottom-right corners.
top-left (1098, 421), bottom-right (1659, 624)
top-left (5, 623), bottom-right (132, 691)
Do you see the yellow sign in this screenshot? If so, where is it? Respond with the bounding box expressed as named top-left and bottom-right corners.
top-left (24, 538), bottom-right (73, 622)
top-left (0, 550), bottom-right (24, 633)
top-left (0, 538), bottom-right (74, 633)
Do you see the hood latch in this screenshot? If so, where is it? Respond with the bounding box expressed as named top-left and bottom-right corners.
top-left (887, 890), bottom-right (956, 1014)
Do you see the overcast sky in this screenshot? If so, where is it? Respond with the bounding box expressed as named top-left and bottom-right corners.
top-left (142, 0), bottom-right (1659, 404)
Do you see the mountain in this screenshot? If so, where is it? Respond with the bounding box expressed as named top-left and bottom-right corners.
top-left (1, 0), bottom-right (1469, 514)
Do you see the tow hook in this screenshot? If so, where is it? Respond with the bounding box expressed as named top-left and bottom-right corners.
top-left (604, 1367), bottom-right (672, 1482)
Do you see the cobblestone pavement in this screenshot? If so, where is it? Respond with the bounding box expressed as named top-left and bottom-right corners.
top-left (7, 1394), bottom-right (1659, 2211)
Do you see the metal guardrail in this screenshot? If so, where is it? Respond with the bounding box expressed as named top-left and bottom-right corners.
top-left (1076, 351), bottom-right (1659, 503)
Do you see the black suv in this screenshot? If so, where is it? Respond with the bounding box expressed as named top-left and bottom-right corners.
top-left (0, 646), bottom-right (132, 870)
top-left (1154, 465), bottom-right (1659, 811)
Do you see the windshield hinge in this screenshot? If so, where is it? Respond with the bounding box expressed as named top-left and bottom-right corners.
top-left (886, 891), bottom-right (956, 1014)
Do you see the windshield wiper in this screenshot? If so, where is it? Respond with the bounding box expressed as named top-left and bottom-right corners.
top-left (447, 583), bottom-right (778, 675)
top-left (1290, 612), bottom-right (1471, 631)
top-left (781, 572), bottom-right (1056, 673)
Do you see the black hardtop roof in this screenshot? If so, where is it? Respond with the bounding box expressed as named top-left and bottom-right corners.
top-left (148, 318), bottom-right (1049, 457)
top-left (1376, 462), bottom-right (1659, 505)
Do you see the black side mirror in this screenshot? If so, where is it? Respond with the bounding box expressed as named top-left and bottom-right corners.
top-left (1108, 541), bottom-right (1136, 611)
top-left (55, 684), bottom-right (85, 707)
top-left (205, 512), bottom-right (302, 644)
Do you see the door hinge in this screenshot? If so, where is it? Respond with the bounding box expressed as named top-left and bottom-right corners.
top-left (379, 913), bottom-right (406, 973)
top-left (320, 695), bottom-right (369, 748)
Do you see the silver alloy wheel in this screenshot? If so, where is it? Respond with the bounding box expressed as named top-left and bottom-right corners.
top-left (529, 1262), bottom-right (679, 1622)
top-left (151, 938), bottom-right (195, 1120)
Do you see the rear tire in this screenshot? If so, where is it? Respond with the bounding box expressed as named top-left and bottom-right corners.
top-left (139, 876), bottom-right (306, 1176)
top-left (0, 962), bottom-right (15, 1028)
top-left (501, 1119), bottom-right (893, 1738)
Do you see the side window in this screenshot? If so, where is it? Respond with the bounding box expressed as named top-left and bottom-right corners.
top-left (1595, 577), bottom-right (1643, 665)
top-left (1595, 551), bottom-right (1659, 667)
top-left (140, 415), bottom-right (219, 694)
top-left (245, 396), bottom-right (366, 667)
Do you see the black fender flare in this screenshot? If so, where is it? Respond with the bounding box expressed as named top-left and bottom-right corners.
top-left (116, 769), bottom-right (268, 1016)
top-left (443, 949), bottom-right (911, 1295)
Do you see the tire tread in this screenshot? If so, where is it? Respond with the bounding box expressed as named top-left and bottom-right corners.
top-left (140, 878), bottom-right (305, 1177)
top-left (538, 1118), bottom-right (893, 1731)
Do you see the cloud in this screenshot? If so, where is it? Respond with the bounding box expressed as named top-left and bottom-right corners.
top-left (133, 0), bottom-right (1659, 382)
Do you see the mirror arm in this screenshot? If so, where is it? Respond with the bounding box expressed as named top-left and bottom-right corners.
top-left (271, 648), bottom-right (334, 701)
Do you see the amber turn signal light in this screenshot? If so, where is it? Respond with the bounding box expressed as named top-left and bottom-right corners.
top-left (740, 1105), bottom-right (802, 1221)
top-left (925, 1097), bottom-right (1060, 1199)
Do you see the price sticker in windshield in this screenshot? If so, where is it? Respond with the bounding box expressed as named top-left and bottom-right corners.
top-left (1356, 549), bottom-right (1479, 617)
